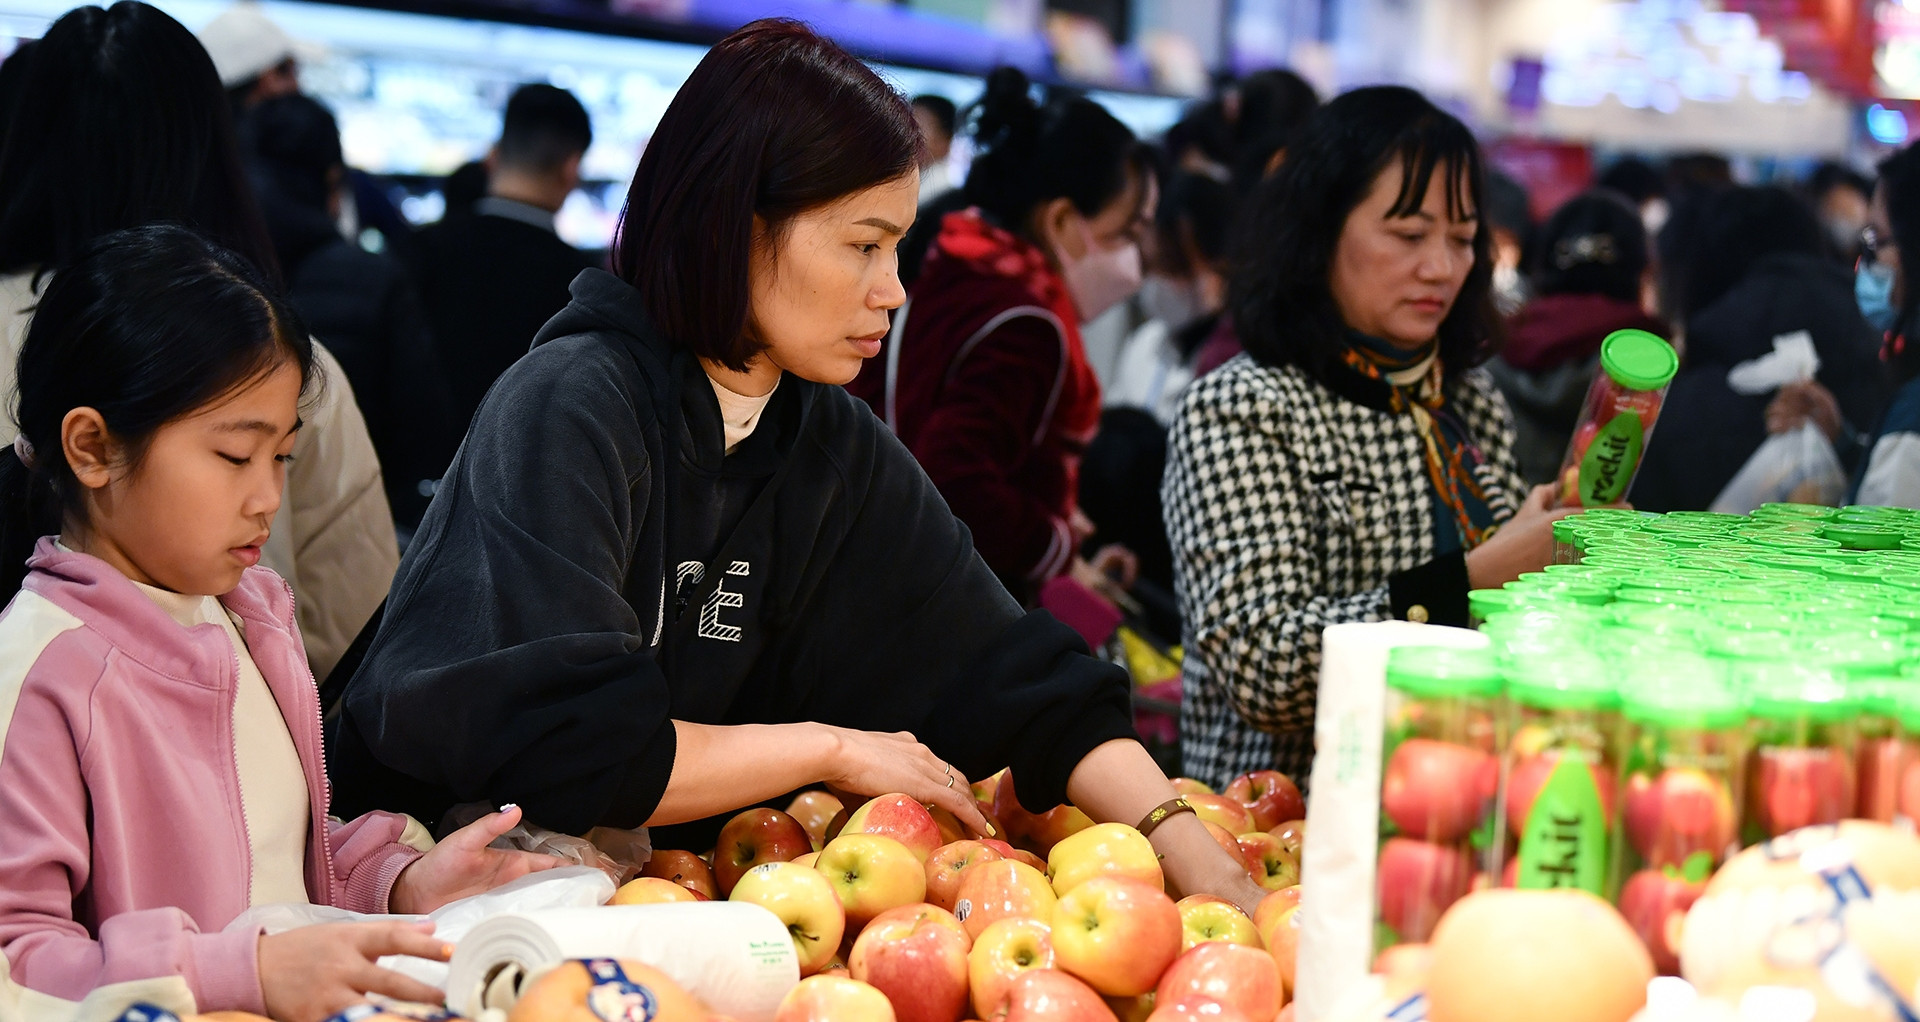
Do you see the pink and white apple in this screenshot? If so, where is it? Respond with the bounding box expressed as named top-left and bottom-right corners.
top-left (1047, 823), bottom-right (1163, 896)
top-left (1375, 837), bottom-right (1474, 944)
top-left (955, 860), bottom-right (1058, 941)
top-left (850, 903), bottom-right (973, 1022)
top-left (714, 808), bottom-right (814, 896)
top-left (968, 918), bottom-right (1055, 1018)
top-left (1383, 739), bottom-right (1493, 843)
top-left (928, 840), bottom-right (1005, 913)
top-left (845, 794), bottom-right (945, 864)
top-left (989, 969), bottom-right (1118, 1022)
top-left (817, 833), bottom-right (929, 930)
top-left (1234, 832), bottom-right (1300, 892)
top-left (1175, 895), bottom-right (1261, 952)
top-left (1155, 942), bottom-right (1283, 1022)
top-left (1222, 771), bottom-right (1306, 834)
top-left (775, 974), bottom-right (896, 1022)
top-left (1051, 876), bottom-right (1182, 997)
top-left (729, 860), bottom-right (847, 976)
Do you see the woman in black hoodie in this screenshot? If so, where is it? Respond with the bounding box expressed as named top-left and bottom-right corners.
top-left (331, 20), bottom-right (1263, 910)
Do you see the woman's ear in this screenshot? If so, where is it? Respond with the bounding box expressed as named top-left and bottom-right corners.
top-left (1034, 197), bottom-right (1084, 261)
top-left (61, 408), bottom-right (118, 491)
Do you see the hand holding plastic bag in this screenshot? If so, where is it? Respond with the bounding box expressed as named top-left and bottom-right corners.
top-left (1710, 331), bottom-right (1847, 513)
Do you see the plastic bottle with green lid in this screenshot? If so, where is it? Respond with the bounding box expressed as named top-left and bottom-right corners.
top-left (1553, 329), bottom-right (1678, 508)
top-left (1613, 678), bottom-right (1747, 973)
top-left (1848, 665), bottom-right (1911, 824)
top-left (1378, 644), bottom-right (1502, 949)
top-left (1893, 688), bottom-right (1920, 826)
top-left (1734, 663), bottom-right (1858, 845)
top-left (1503, 654), bottom-right (1619, 900)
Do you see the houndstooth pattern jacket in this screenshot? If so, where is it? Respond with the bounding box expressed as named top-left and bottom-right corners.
top-left (1163, 353), bottom-right (1527, 788)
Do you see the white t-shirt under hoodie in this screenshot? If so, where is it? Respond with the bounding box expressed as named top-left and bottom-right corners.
top-left (710, 375), bottom-right (779, 453)
top-left (133, 579), bottom-right (312, 905)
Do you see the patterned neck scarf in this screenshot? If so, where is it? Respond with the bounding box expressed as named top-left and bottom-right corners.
top-left (1341, 332), bottom-right (1498, 549)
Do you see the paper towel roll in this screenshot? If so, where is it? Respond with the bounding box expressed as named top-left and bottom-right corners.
top-left (445, 903), bottom-right (798, 1022)
top-left (1294, 621), bottom-right (1490, 1022)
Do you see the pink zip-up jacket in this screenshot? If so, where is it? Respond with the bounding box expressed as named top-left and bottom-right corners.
top-left (0, 538), bottom-right (424, 1020)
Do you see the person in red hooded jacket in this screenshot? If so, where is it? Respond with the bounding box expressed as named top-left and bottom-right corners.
top-left (1488, 190), bottom-right (1670, 484)
top-left (849, 67), bottom-right (1153, 606)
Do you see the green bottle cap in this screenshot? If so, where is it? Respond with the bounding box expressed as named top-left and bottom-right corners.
top-left (1386, 645), bottom-right (1503, 699)
top-left (1623, 679), bottom-right (1746, 731)
top-left (1892, 685), bottom-right (1920, 733)
top-left (1738, 663), bottom-right (1856, 722)
top-left (1553, 519), bottom-right (1580, 545)
top-left (1820, 523), bottom-right (1909, 550)
top-left (1755, 503), bottom-right (1840, 520)
top-left (1505, 656), bottom-right (1622, 712)
top-left (1598, 329), bottom-right (1679, 390)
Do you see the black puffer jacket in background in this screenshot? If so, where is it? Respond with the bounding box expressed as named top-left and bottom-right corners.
top-left (329, 269), bottom-right (1137, 848)
top-left (1632, 252), bottom-right (1891, 511)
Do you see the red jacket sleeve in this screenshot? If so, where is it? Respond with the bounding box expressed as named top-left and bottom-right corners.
top-left (906, 314), bottom-right (1074, 585)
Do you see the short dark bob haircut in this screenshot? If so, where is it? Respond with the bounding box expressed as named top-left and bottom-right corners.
top-left (613, 20), bottom-right (922, 372)
top-left (1531, 189), bottom-right (1648, 304)
top-left (1230, 86), bottom-right (1498, 392)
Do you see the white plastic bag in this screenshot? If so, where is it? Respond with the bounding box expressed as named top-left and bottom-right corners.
top-left (441, 802), bottom-right (648, 886)
top-left (1710, 423), bottom-right (1847, 514)
top-left (225, 865), bottom-right (616, 990)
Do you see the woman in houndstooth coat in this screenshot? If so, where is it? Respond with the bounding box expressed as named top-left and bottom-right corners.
top-left (1164, 87), bottom-right (1572, 789)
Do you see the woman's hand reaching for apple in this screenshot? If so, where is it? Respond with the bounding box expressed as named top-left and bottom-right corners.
top-left (388, 804), bottom-right (566, 915)
top-left (816, 724), bottom-right (995, 838)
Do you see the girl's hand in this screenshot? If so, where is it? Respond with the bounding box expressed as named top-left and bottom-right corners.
top-left (1766, 380), bottom-right (1842, 441)
top-left (258, 920), bottom-right (450, 1022)
top-left (818, 725), bottom-right (995, 837)
top-left (1465, 484), bottom-right (1584, 590)
top-left (388, 805), bottom-right (565, 915)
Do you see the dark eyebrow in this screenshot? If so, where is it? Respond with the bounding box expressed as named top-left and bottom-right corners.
top-left (856, 217), bottom-right (906, 235)
top-left (215, 416), bottom-right (304, 437)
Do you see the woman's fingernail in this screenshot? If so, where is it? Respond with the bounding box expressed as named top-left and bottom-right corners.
top-left (499, 803), bottom-right (519, 814)
top-left (986, 821), bottom-right (998, 837)
top-left (442, 943), bottom-right (456, 959)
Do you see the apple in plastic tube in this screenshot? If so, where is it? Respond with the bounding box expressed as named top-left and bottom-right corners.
top-left (1175, 894), bottom-right (1261, 951)
top-left (1222, 771), bottom-right (1306, 834)
top-left (1902, 757), bottom-right (1920, 822)
top-left (1235, 832), bottom-right (1300, 891)
top-left (1156, 942), bottom-right (1284, 1022)
top-left (1382, 739), bottom-right (1492, 844)
top-left (640, 849), bottom-right (719, 900)
top-left (850, 902), bottom-right (973, 1022)
top-left (730, 860), bottom-right (848, 976)
top-left (1051, 876), bottom-right (1183, 997)
top-left (1506, 749), bottom-right (1618, 836)
top-left (968, 918), bottom-right (1055, 1019)
top-left (714, 808), bottom-right (815, 896)
top-left (845, 794), bottom-right (945, 864)
top-left (1748, 746), bottom-right (1855, 837)
top-left (988, 969), bottom-right (1117, 1022)
top-left (956, 859), bottom-right (1059, 941)
top-left (775, 974), bottom-right (896, 1022)
top-left (817, 833), bottom-right (929, 930)
top-left (928, 840), bottom-right (1005, 912)
top-left (1622, 767), bottom-right (1737, 868)
top-left (1184, 795), bottom-right (1255, 837)
top-left (1617, 866), bottom-right (1704, 975)
top-left (1375, 837), bottom-right (1474, 944)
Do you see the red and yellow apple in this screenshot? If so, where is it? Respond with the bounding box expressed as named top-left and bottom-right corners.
top-left (1155, 942), bottom-right (1283, 1022)
top-left (1169, 778), bottom-right (1214, 797)
top-left (714, 808), bottom-right (814, 896)
top-left (1185, 795), bottom-right (1254, 837)
top-left (1257, 902), bottom-right (1301, 995)
top-left (1141, 999), bottom-right (1254, 1022)
top-left (845, 794), bottom-right (945, 864)
top-left (610, 876), bottom-right (700, 905)
top-left (968, 918), bottom-right (1055, 1018)
top-left (817, 833), bottom-right (929, 930)
top-left (1051, 876), bottom-right (1183, 997)
top-left (775, 974), bottom-right (895, 1022)
top-left (955, 860), bottom-right (1058, 941)
top-left (1202, 822), bottom-right (1256, 876)
top-left (928, 840), bottom-right (1005, 913)
top-left (640, 849), bottom-right (719, 901)
top-left (729, 860), bottom-right (847, 976)
top-left (1234, 832), bottom-right (1300, 891)
top-left (1746, 746), bottom-right (1855, 838)
top-left (1223, 771), bottom-right (1306, 834)
top-left (989, 969), bottom-right (1118, 1022)
top-left (1267, 820), bottom-right (1306, 860)
top-left (1047, 823), bottom-right (1163, 896)
top-left (1621, 767), bottom-right (1736, 869)
top-left (789, 790), bottom-right (846, 851)
top-left (1175, 895), bottom-right (1261, 951)
top-left (850, 903), bottom-right (973, 1022)
top-left (1617, 867), bottom-right (1703, 975)
top-left (1384, 739), bottom-right (1493, 844)
top-left (1375, 837), bottom-right (1474, 944)
top-left (1253, 886), bottom-right (1300, 936)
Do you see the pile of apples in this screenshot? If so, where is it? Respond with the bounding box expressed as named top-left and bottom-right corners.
top-left (610, 769), bottom-right (1313, 1022)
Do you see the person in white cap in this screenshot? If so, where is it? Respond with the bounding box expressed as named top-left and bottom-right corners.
top-left (197, 1), bottom-right (301, 111)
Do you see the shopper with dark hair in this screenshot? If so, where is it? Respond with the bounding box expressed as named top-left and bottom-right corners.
top-left (0, 42), bottom-right (34, 150)
top-left (1632, 185), bottom-right (1889, 511)
top-left (334, 22), bottom-right (1262, 911)
top-left (1809, 161), bottom-right (1874, 266)
top-left (849, 67), bottom-right (1153, 606)
top-left (1165, 86), bottom-right (1556, 787)
top-left (910, 93), bottom-right (958, 201)
top-left (1771, 143), bottom-right (1920, 506)
top-left (1230, 68), bottom-right (1319, 196)
top-left (406, 82), bottom-right (597, 431)
top-left (0, 0), bottom-right (396, 684)
top-left (244, 93), bottom-right (458, 533)
top-left (1490, 190), bottom-right (1669, 483)
top-left (1108, 171), bottom-right (1235, 424)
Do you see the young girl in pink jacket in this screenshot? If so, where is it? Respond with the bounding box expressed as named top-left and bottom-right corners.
top-left (0, 225), bottom-right (559, 1022)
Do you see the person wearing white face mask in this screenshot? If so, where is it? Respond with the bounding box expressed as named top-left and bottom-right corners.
top-left (849, 67), bottom-right (1153, 607)
top-left (1107, 172), bottom-right (1234, 426)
